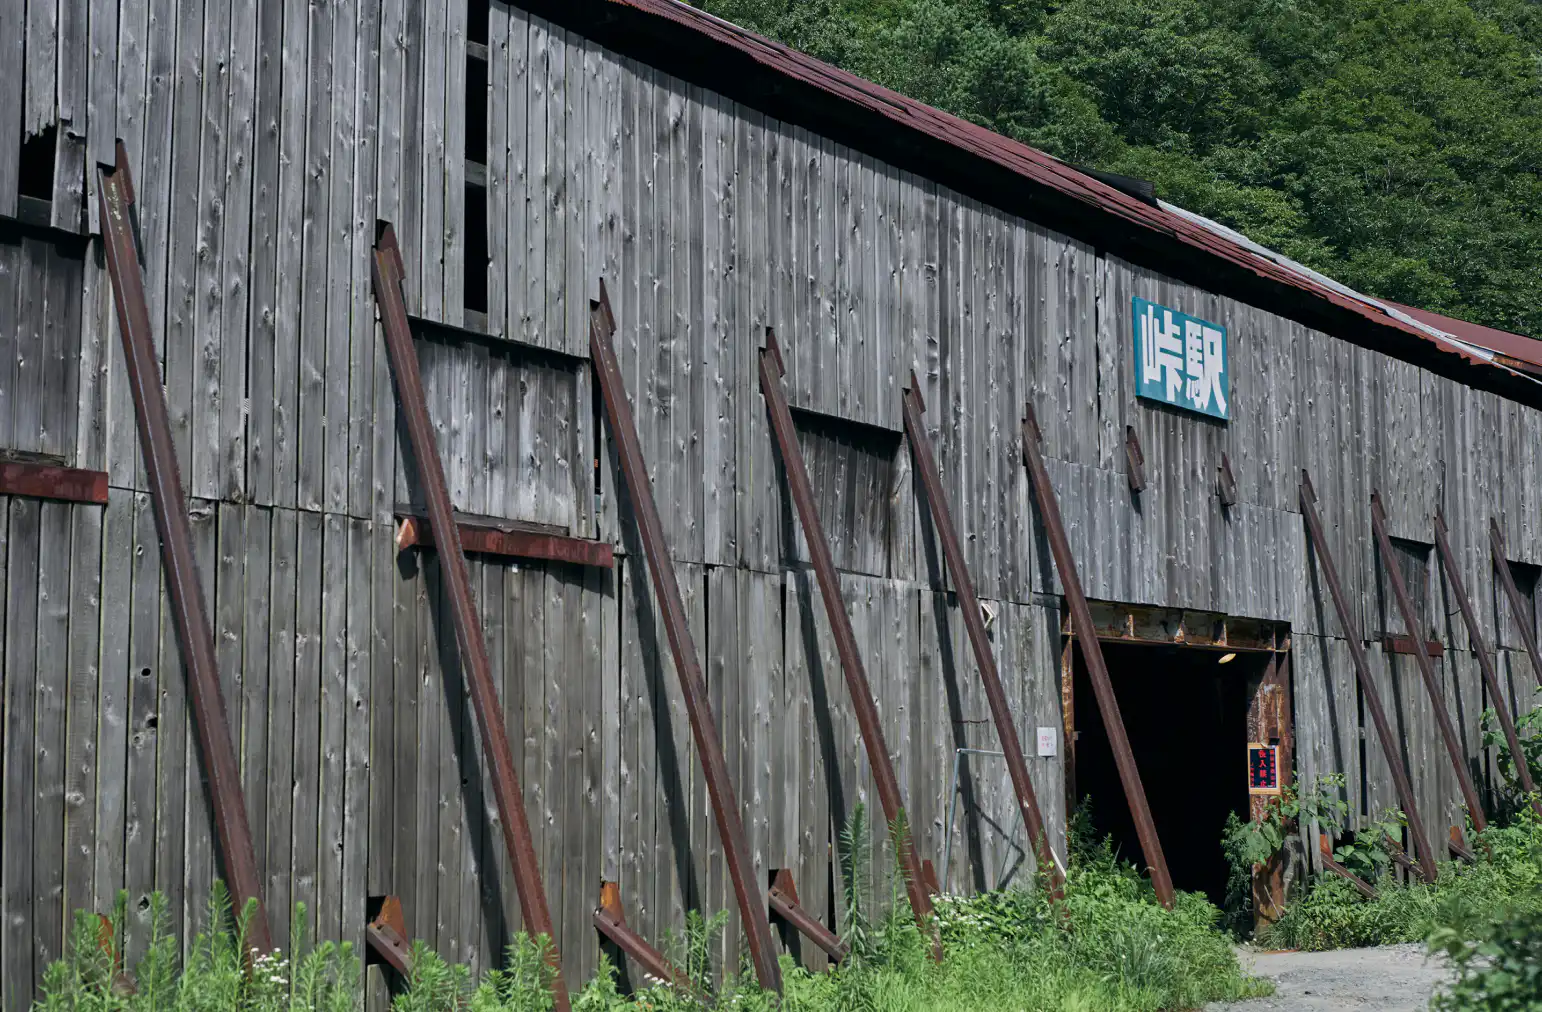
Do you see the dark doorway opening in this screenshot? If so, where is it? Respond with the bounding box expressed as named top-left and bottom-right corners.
top-left (1072, 640), bottom-right (1260, 907)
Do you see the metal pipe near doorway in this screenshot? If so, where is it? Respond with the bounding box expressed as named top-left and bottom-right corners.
top-left (941, 749), bottom-right (1068, 891)
top-left (1369, 493), bottom-right (1487, 836)
top-left (1021, 403), bottom-right (1177, 909)
top-left (1299, 471), bottom-right (1439, 882)
top-left (903, 377), bottom-right (1063, 895)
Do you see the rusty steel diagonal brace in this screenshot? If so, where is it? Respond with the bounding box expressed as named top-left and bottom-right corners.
top-left (593, 883), bottom-right (694, 995)
top-left (589, 283), bottom-right (784, 994)
top-left (902, 377), bottom-right (1063, 894)
top-left (96, 142), bottom-right (273, 954)
top-left (768, 869), bottom-right (848, 963)
top-left (1490, 519), bottom-right (1542, 690)
top-left (758, 331), bottom-right (942, 955)
top-left (1299, 472), bottom-right (1438, 882)
top-left (372, 224), bottom-right (570, 1010)
top-left (1370, 494), bottom-right (1487, 834)
top-left (1020, 404), bottom-right (1176, 909)
top-left (1435, 511), bottom-right (1542, 819)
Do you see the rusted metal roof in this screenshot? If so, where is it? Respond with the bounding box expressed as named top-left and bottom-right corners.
top-left (1388, 302), bottom-right (1542, 374)
top-left (538, 0), bottom-right (1542, 409)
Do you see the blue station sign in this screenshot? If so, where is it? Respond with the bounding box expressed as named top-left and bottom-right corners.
top-left (1132, 297), bottom-right (1229, 421)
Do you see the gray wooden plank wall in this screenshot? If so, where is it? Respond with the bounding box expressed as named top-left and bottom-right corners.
top-left (4, 0), bottom-right (1542, 1005)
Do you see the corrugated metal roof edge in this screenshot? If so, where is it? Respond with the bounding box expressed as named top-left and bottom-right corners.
top-left (526, 0), bottom-right (1542, 411)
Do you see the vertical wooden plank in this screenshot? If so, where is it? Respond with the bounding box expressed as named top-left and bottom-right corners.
top-left (486, 0), bottom-right (508, 339)
top-left (324, 0), bottom-right (358, 515)
top-left (443, 0), bottom-right (466, 327)
top-left (189, 0), bottom-right (232, 500)
top-left (0, 0), bottom-right (20, 218)
top-left (504, 6), bottom-right (529, 346)
top-left (120, 494), bottom-right (159, 962)
top-left (92, 490), bottom-right (133, 911)
top-left (2, 500), bottom-right (38, 1009)
top-left (419, 0), bottom-right (446, 320)
top-left (290, 511), bottom-right (324, 938)
top-left (544, 26), bottom-right (567, 352)
top-left (387, 537), bottom-right (418, 940)
top-left (220, 0), bottom-right (258, 501)
top-left (63, 501), bottom-right (104, 929)
top-left (13, 238), bottom-right (46, 456)
top-left (41, 246), bottom-right (82, 461)
top-left (53, 0), bottom-right (88, 232)
top-left (0, 238), bottom-right (17, 454)
top-left (317, 515), bottom-right (348, 939)
top-left (523, 18), bottom-right (549, 346)
top-left (34, 503), bottom-right (73, 979)
top-left (343, 519), bottom-right (372, 951)
top-left (181, 501), bottom-right (218, 943)
top-left (296, 0), bottom-right (332, 511)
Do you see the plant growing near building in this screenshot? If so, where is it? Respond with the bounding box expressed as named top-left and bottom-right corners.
top-left (1483, 695), bottom-right (1542, 816)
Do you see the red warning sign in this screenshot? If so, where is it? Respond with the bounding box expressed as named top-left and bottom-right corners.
top-left (1248, 742), bottom-right (1280, 795)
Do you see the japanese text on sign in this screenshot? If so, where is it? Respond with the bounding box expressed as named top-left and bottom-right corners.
top-left (1248, 743), bottom-right (1280, 795)
top-left (1132, 297), bottom-right (1229, 420)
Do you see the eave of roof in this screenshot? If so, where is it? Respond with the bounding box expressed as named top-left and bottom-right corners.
top-left (520, 0), bottom-right (1542, 412)
top-left (1387, 302), bottom-right (1542, 374)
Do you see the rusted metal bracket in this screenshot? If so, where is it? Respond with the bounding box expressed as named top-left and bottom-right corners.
top-left (590, 283), bottom-right (783, 994)
top-left (0, 459), bottom-right (109, 504)
top-left (920, 859), bottom-right (941, 896)
top-left (1434, 510), bottom-right (1542, 819)
top-left (1446, 826), bottom-right (1476, 863)
top-left (96, 142), bottom-right (273, 954)
top-left (593, 882), bottom-right (692, 994)
top-left (1299, 471), bottom-right (1438, 882)
top-left (396, 514), bottom-right (615, 568)
top-left (365, 895), bottom-right (415, 981)
top-left (1217, 452), bottom-right (1238, 508)
top-left (1318, 835), bottom-right (1379, 900)
top-left (902, 376), bottom-right (1062, 894)
top-left (1021, 403), bottom-right (1176, 909)
top-left (373, 223), bottom-right (570, 1009)
top-left (760, 331), bottom-right (942, 952)
top-left (1382, 635), bottom-right (1443, 657)
top-left (1369, 493), bottom-right (1487, 834)
top-left (1490, 518), bottom-right (1542, 690)
top-left (1124, 426), bottom-right (1147, 493)
top-left (768, 869), bottom-right (848, 963)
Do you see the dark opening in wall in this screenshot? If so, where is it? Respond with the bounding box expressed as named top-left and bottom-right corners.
top-left (18, 125), bottom-right (56, 201)
top-left (468, 0), bottom-right (489, 46)
top-left (1375, 537), bottom-right (1432, 639)
top-left (464, 181), bottom-right (488, 315)
top-left (466, 54), bottom-right (488, 166)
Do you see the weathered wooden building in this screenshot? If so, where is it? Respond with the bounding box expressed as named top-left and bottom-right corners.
top-left (2, 0), bottom-right (1541, 1004)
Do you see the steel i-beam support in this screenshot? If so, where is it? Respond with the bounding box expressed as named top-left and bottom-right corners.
top-left (758, 331), bottom-right (941, 954)
top-left (372, 223), bottom-right (570, 1009)
top-left (365, 896), bottom-right (416, 983)
top-left (1490, 519), bottom-right (1542, 690)
top-left (1299, 472), bottom-right (1438, 882)
top-left (1370, 494), bottom-right (1487, 835)
top-left (97, 142), bottom-right (273, 954)
top-left (589, 283), bottom-right (784, 994)
top-left (593, 883), bottom-right (693, 994)
top-left (1021, 404), bottom-right (1176, 909)
top-left (1435, 511), bottom-right (1542, 818)
top-left (902, 376), bottom-right (1062, 894)
top-left (768, 869), bottom-right (848, 963)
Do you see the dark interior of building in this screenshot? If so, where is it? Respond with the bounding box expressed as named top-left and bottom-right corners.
top-left (1071, 640), bottom-right (1258, 907)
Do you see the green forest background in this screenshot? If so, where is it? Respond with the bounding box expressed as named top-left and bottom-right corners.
top-left (692, 0), bottom-right (1542, 341)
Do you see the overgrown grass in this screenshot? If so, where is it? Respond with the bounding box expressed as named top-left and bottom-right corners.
top-left (1261, 810), bottom-right (1542, 953)
top-left (38, 813), bottom-right (1267, 1012)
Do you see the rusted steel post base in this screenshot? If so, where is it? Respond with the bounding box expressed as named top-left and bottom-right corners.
top-left (1434, 510), bottom-right (1542, 820)
top-left (768, 869), bottom-right (848, 963)
top-left (97, 141), bottom-right (272, 953)
top-left (1318, 836), bottom-right (1379, 900)
top-left (593, 883), bottom-right (693, 994)
top-left (1299, 472), bottom-right (1437, 882)
top-left (759, 331), bottom-right (941, 954)
top-left (921, 859), bottom-right (941, 897)
top-left (590, 284), bottom-right (783, 992)
top-left (1446, 827), bottom-right (1475, 864)
top-left (1021, 403), bottom-right (1175, 910)
top-left (1370, 493), bottom-right (1487, 833)
top-left (365, 896), bottom-right (416, 985)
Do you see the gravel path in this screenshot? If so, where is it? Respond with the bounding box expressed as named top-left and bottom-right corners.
top-left (1206, 944), bottom-right (1455, 1011)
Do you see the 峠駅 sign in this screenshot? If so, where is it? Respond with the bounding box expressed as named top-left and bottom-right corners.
top-left (1132, 297), bottom-right (1229, 421)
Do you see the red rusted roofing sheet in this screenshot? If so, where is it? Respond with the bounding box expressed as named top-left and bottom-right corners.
top-left (1387, 302), bottom-right (1542, 370)
top-left (571, 0), bottom-right (1534, 399)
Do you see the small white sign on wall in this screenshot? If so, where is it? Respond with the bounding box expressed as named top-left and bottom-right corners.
top-left (1036, 727), bottom-right (1057, 758)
